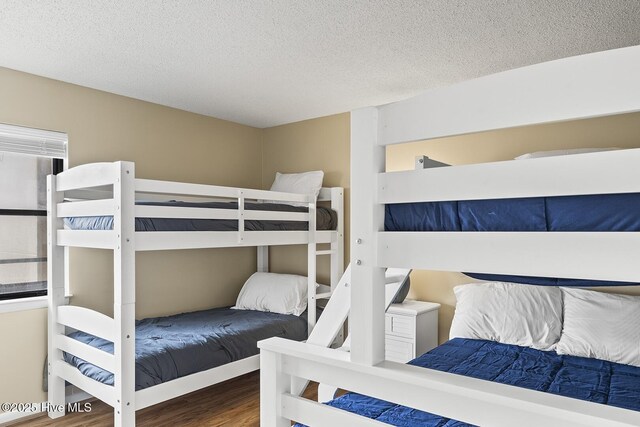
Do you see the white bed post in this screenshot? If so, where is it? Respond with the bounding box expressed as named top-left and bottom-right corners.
top-left (330, 187), bottom-right (344, 290)
top-left (260, 349), bottom-right (291, 427)
top-left (350, 107), bottom-right (386, 365)
top-left (257, 246), bottom-right (269, 272)
top-left (307, 199), bottom-right (317, 334)
top-left (113, 161), bottom-right (136, 426)
top-left (47, 175), bottom-right (66, 418)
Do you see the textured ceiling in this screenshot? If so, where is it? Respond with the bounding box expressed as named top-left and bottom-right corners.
top-left (1, 1), bottom-right (639, 128)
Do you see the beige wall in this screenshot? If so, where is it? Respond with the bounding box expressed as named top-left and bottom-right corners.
top-left (386, 112), bottom-right (640, 342)
top-left (261, 113), bottom-right (350, 284)
top-left (0, 67), bottom-right (263, 406)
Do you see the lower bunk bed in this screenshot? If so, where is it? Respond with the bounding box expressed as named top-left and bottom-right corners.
top-left (65, 306), bottom-right (309, 391)
top-left (57, 270), bottom-right (326, 411)
top-left (286, 279), bottom-right (640, 426)
top-left (297, 337), bottom-right (640, 426)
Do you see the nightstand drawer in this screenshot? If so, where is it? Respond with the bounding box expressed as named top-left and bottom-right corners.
top-left (386, 314), bottom-right (415, 338)
top-left (386, 300), bottom-right (440, 362)
top-left (385, 337), bottom-right (414, 363)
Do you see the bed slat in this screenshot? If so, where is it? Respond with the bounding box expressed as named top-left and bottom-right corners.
top-left (55, 361), bottom-right (116, 408)
top-left (56, 162), bottom-right (119, 191)
top-left (135, 230), bottom-right (334, 251)
top-left (135, 355), bottom-right (259, 410)
top-left (57, 306), bottom-right (114, 342)
top-left (56, 335), bottom-right (115, 373)
top-left (135, 178), bottom-right (310, 204)
top-left (378, 231), bottom-right (640, 282)
top-left (135, 205), bottom-right (238, 220)
top-left (245, 210), bottom-right (309, 222)
top-left (57, 230), bottom-right (116, 249)
top-left (379, 148), bottom-right (640, 204)
top-left (134, 205), bottom-right (309, 222)
top-left (57, 199), bottom-right (116, 217)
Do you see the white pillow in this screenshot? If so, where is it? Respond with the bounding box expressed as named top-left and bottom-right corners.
top-left (514, 148), bottom-right (618, 160)
top-left (556, 288), bottom-right (640, 367)
top-left (232, 272), bottom-right (308, 316)
top-left (449, 282), bottom-right (563, 350)
top-left (269, 171), bottom-right (324, 206)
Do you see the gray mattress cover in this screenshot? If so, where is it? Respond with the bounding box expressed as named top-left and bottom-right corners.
top-left (65, 200), bottom-right (337, 231)
top-left (64, 307), bottom-right (308, 390)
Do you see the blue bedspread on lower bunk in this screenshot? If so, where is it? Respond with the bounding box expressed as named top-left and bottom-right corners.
top-left (298, 338), bottom-right (640, 426)
top-left (65, 307), bottom-right (307, 391)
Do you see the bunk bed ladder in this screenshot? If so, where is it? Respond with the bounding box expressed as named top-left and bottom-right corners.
top-left (290, 265), bottom-right (411, 397)
top-left (255, 187), bottom-right (343, 341)
top-left (316, 187), bottom-right (345, 336)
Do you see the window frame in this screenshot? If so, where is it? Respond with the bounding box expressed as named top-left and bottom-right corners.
top-left (0, 124), bottom-right (68, 313)
top-left (0, 158), bottom-right (64, 302)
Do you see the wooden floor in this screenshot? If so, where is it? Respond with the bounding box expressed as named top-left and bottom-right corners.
top-left (12, 372), bottom-right (318, 427)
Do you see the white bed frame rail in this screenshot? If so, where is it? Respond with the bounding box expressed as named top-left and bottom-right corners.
top-left (260, 45), bottom-right (640, 426)
top-left (47, 161), bottom-right (344, 426)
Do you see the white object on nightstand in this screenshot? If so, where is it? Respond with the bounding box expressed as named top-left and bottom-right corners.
top-left (385, 299), bottom-right (440, 363)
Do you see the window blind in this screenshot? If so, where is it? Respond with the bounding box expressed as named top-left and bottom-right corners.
top-left (0, 123), bottom-right (67, 159)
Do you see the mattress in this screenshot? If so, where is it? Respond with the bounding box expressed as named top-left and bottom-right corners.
top-left (384, 193), bottom-right (640, 233)
top-left (297, 338), bottom-right (640, 427)
top-left (64, 307), bottom-right (308, 391)
top-left (64, 200), bottom-right (337, 231)
top-left (385, 193), bottom-right (640, 286)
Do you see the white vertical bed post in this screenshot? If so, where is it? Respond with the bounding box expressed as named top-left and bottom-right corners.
top-left (260, 348), bottom-right (291, 427)
top-left (257, 246), bottom-right (269, 272)
top-left (307, 197), bottom-right (317, 334)
top-left (238, 190), bottom-right (245, 244)
top-left (350, 107), bottom-right (386, 365)
top-left (330, 187), bottom-right (344, 290)
top-left (112, 161), bottom-right (136, 426)
top-left (47, 174), bottom-right (66, 418)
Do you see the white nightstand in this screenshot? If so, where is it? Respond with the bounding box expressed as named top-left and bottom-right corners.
top-left (385, 299), bottom-right (440, 363)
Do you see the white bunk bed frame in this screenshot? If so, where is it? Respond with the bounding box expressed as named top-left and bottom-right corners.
top-left (259, 45), bottom-right (640, 426)
top-left (46, 161), bottom-right (344, 426)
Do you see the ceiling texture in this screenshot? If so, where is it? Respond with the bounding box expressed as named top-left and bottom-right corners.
top-left (1, 1), bottom-right (639, 128)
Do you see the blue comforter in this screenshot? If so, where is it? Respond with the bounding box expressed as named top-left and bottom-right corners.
top-left (299, 339), bottom-right (640, 426)
top-left (64, 307), bottom-right (307, 390)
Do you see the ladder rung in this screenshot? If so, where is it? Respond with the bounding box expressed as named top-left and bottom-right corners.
top-left (316, 250), bottom-right (334, 256)
top-left (316, 292), bottom-right (332, 299)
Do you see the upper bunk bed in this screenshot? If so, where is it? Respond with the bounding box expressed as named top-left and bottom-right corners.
top-left (53, 161), bottom-right (343, 251)
top-left (46, 162), bottom-right (345, 426)
top-left (258, 45), bottom-right (640, 427)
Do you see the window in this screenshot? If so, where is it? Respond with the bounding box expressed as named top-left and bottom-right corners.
top-left (0, 123), bottom-right (67, 301)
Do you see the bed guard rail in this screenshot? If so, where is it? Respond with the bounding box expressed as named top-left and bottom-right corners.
top-left (51, 161), bottom-right (329, 251)
top-left (259, 338), bottom-right (640, 427)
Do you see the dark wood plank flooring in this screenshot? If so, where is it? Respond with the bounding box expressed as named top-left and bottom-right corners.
top-left (11, 372), bottom-right (318, 426)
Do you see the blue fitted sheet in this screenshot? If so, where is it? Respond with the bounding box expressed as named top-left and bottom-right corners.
top-left (385, 193), bottom-right (640, 286)
top-left (64, 307), bottom-right (307, 391)
top-left (297, 338), bottom-right (640, 427)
